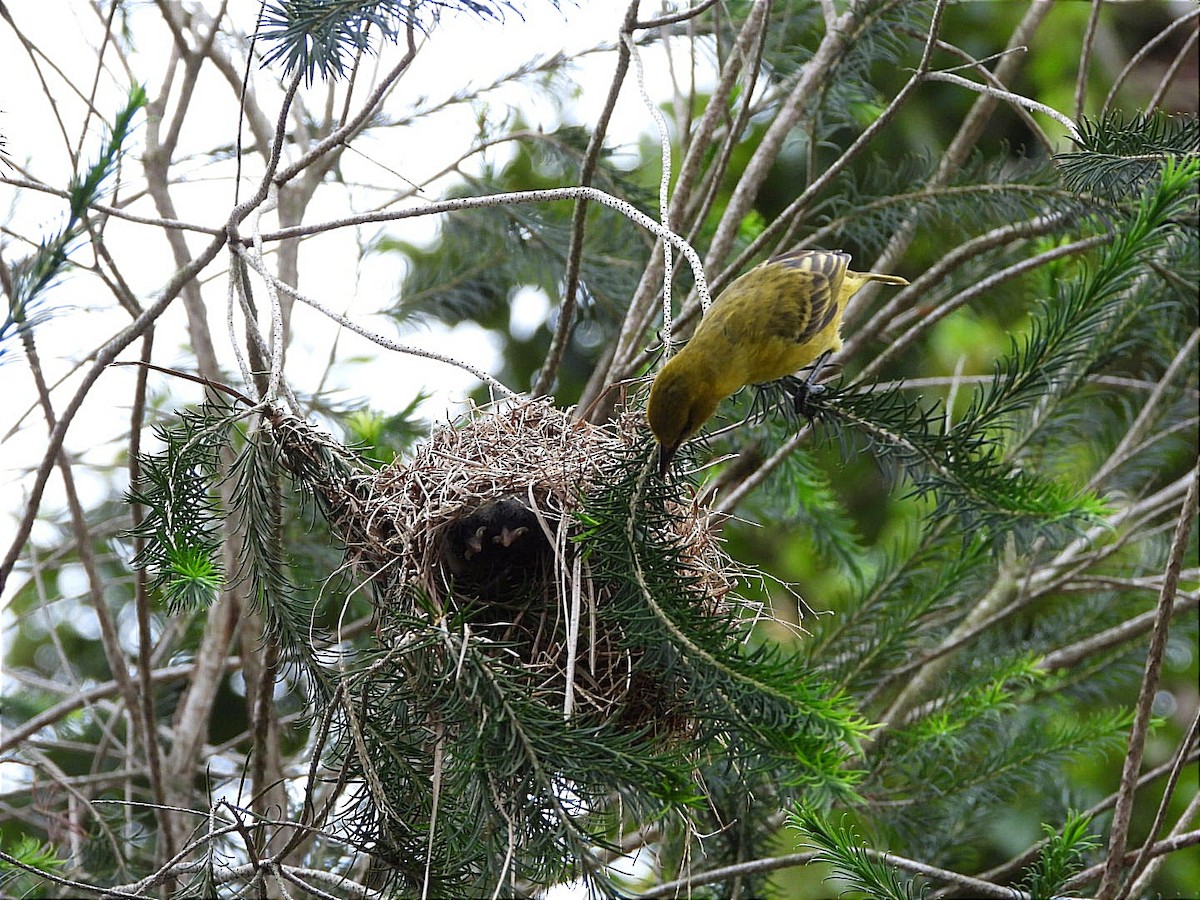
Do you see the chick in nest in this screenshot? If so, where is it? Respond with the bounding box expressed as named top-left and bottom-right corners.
top-left (441, 497), bottom-right (551, 602)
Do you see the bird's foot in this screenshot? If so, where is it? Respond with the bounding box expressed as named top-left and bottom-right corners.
top-left (788, 350), bottom-right (833, 424)
top-left (790, 378), bottom-right (826, 422)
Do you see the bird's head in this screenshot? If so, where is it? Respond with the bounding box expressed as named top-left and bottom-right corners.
top-left (646, 354), bottom-right (721, 476)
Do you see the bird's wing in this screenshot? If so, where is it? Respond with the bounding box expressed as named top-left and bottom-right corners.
top-left (765, 249), bottom-right (850, 343)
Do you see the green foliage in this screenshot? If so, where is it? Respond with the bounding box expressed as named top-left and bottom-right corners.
top-left (577, 443), bottom-right (869, 797)
top-left (815, 0), bottom-right (928, 141)
top-left (789, 805), bottom-right (925, 900)
top-left (126, 401), bottom-right (237, 612)
top-left (966, 157), bottom-right (1197, 434)
top-left (0, 836), bottom-right (68, 898)
top-left (751, 440), bottom-right (868, 577)
top-left (1056, 111), bottom-right (1200, 200)
top-left (341, 391), bottom-right (428, 466)
top-left (126, 398), bottom-right (386, 706)
top-left (1018, 812), bottom-right (1100, 900)
top-left (804, 528), bottom-right (990, 693)
top-left (227, 431), bottom-right (328, 694)
top-left (806, 376), bottom-right (1106, 546)
top-left (789, 806), bottom-right (1103, 900)
top-left (878, 700), bottom-right (1130, 852)
top-left (331, 612), bottom-right (693, 897)
top-left (807, 159), bottom-right (1197, 547)
top-left (258, 0), bottom-right (527, 82)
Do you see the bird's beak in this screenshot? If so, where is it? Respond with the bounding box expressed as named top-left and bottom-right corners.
top-left (658, 443), bottom-right (678, 477)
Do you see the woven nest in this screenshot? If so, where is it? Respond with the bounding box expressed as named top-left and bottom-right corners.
top-left (319, 395), bottom-right (737, 738)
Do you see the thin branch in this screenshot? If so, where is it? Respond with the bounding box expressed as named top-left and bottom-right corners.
top-left (1097, 462), bottom-right (1200, 898)
top-left (1089, 327), bottom-right (1200, 489)
top-left (162, 1), bottom-right (230, 162)
top-left (707, 0), bottom-right (950, 326)
top-left (272, 20), bottom-right (419, 189)
top-left (1101, 6), bottom-right (1200, 115)
top-left (532, 1), bottom-right (639, 397)
top-left (72, 0), bottom-right (119, 166)
top-left (921, 69), bottom-right (1081, 142)
top-left (843, 212), bottom-right (1074, 359)
top-left (860, 233), bottom-right (1109, 381)
top-left (1120, 705), bottom-right (1200, 896)
top-left (638, 845), bottom-right (1026, 899)
top-left (125, 329), bottom-right (176, 868)
top-left (1038, 592), bottom-right (1200, 673)
top-left (1075, 0), bottom-right (1103, 119)
top-left (1070, 831), bottom-right (1200, 892)
top-left (634, 0), bottom-right (721, 31)
top-left (1148, 23), bottom-right (1199, 111)
top-left (896, 33), bottom-right (1055, 156)
top-left (227, 69), bottom-right (303, 232)
top-left (932, 747), bottom-right (1200, 898)
top-left (0, 176), bottom-right (225, 234)
top-left (0, 660), bottom-right (238, 755)
top-left (866, 0), bottom-right (1053, 285)
top-left (233, 243), bottom-right (515, 397)
top-left (855, 373), bottom-right (1198, 402)
top-left (700, 1), bottom-right (857, 274)
top-left (0, 4), bottom-right (89, 169)
top-left (0, 850), bottom-right (153, 900)
top-left (1126, 791), bottom-right (1200, 896)
top-left (636, 851), bottom-right (818, 898)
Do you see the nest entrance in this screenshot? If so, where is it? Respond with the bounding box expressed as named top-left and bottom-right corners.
top-left (440, 495), bottom-right (555, 605)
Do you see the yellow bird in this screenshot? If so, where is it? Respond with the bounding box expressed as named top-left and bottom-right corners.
top-left (647, 248), bottom-right (907, 475)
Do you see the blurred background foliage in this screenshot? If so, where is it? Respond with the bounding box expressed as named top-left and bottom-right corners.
top-left (2, 0), bottom-right (1196, 896)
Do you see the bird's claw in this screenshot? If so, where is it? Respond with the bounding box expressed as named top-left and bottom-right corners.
top-left (790, 379), bottom-right (826, 421)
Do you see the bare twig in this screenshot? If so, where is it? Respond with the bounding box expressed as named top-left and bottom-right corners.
top-left (1100, 6), bottom-right (1200, 115)
top-left (638, 845), bottom-right (1027, 900)
top-left (1039, 592), bottom-right (1200, 673)
top-left (1097, 463), bottom-right (1199, 898)
top-left (1090, 328), bottom-right (1200, 489)
top-left (1120, 705), bottom-right (1200, 896)
top-left (931, 747), bottom-right (1200, 897)
top-left (234, 243), bottom-right (516, 397)
top-left (532, 1), bottom-right (639, 397)
top-left (1075, 0), bottom-right (1104, 119)
top-left (1071, 831), bottom-right (1200, 892)
top-left (634, 0), bottom-right (721, 31)
top-left (0, 176), bottom-right (225, 234)
top-left (1148, 23), bottom-right (1200, 112)
top-left (921, 69), bottom-right (1081, 142)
